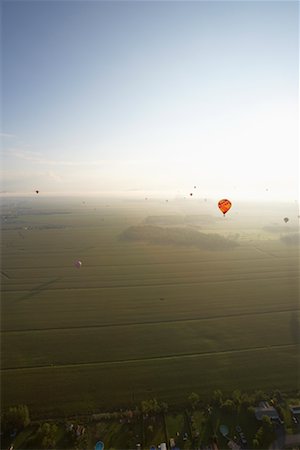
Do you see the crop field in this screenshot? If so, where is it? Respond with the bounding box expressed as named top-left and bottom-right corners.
top-left (1, 197), bottom-right (299, 418)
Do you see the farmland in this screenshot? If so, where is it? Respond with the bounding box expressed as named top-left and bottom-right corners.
top-left (1, 196), bottom-right (299, 418)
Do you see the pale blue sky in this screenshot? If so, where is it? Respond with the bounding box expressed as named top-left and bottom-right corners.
top-left (1, 0), bottom-right (298, 199)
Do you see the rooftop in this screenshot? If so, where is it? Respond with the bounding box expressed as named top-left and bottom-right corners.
top-left (254, 405), bottom-right (279, 421)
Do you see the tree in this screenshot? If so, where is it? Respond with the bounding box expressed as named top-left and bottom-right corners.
top-left (212, 390), bottom-right (223, 407)
top-left (221, 399), bottom-right (235, 413)
top-left (276, 405), bottom-right (285, 421)
top-left (2, 405), bottom-right (30, 434)
top-left (252, 438), bottom-right (260, 448)
top-left (254, 390), bottom-right (268, 403)
top-left (141, 398), bottom-right (161, 415)
top-left (232, 390), bottom-right (242, 407)
top-left (36, 422), bottom-right (58, 449)
top-left (188, 393), bottom-right (200, 410)
top-left (262, 415), bottom-right (275, 442)
top-left (240, 392), bottom-right (252, 410)
top-left (253, 417), bottom-right (275, 449)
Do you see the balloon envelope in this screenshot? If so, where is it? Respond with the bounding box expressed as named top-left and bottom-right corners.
top-left (74, 260), bottom-right (82, 269)
top-left (35, 190), bottom-right (39, 194)
top-left (283, 217), bottom-right (289, 223)
top-left (218, 199), bottom-right (232, 216)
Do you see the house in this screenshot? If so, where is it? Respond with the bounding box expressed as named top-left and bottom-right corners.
top-left (227, 440), bottom-right (241, 450)
top-left (254, 402), bottom-right (280, 421)
top-left (289, 405), bottom-right (300, 415)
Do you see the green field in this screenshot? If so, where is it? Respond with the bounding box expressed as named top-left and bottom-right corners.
top-left (1, 197), bottom-right (299, 418)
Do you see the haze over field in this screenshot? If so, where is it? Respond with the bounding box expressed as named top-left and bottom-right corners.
top-left (1, 197), bottom-right (299, 420)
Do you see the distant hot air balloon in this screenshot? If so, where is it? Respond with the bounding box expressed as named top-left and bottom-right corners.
top-left (74, 260), bottom-right (82, 269)
top-left (35, 190), bottom-right (39, 194)
top-left (190, 193), bottom-right (193, 196)
top-left (194, 186), bottom-right (196, 189)
top-left (218, 199), bottom-right (232, 217)
top-left (283, 217), bottom-right (289, 223)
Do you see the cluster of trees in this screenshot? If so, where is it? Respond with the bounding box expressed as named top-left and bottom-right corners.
top-left (140, 398), bottom-right (168, 415)
top-left (188, 389), bottom-right (260, 412)
top-left (252, 416), bottom-right (275, 449)
top-left (1, 404), bottom-right (30, 434)
top-left (35, 422), bottom-right (59, 449)
top-left (120, 225), bottom-right (238, 250)
top-left (1, 406), bottom-right (62, 450)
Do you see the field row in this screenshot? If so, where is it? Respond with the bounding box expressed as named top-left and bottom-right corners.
top-left (2, 272), bottom-right (298, 295)
top-left (2, 277), bottom-right (298, 331)
top-left (2, 310), bottom-right (298, 369)
top-left (2, 345), bottom-right (298, 417)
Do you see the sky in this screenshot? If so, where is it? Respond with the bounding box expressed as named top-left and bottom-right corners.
top-left (1, 0), bottom-right (299, 200)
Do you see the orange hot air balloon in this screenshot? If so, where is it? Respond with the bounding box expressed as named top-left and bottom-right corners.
top-left (218, 199), bottom-right (232, 217)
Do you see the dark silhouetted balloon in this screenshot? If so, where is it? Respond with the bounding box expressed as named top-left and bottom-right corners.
top-left (190, 193), bottom-right (193, 196)
top-left (218, 199), bottom-right (232, 216)
top-left (283, 217), bottom-right (289, 223)
top-left (35, 190), bottom-right (39, 194)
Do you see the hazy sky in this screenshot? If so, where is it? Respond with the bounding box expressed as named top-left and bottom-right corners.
top-left (1, 0), bottom-right (298, 200)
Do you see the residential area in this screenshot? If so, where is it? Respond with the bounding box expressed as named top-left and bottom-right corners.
top-left (2, 390), bottom-right (300, 450)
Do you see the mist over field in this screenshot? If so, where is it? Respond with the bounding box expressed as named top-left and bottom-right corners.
top-left (1, 196), bottom-right (299, 416)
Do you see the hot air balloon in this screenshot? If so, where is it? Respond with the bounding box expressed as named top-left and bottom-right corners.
top-left (218, 199), bottom-right (232, 217)
top-left (74, 260), bottom-right (82, 269)
top-left (190, 193), bottom-right (193, 196)
top-left (283, 217), bottom-right (289, 223)
top-left (35, 190), bottom-right (39, 194)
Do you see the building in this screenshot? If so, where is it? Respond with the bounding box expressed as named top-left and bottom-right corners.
top-left (289, 405), bottom-right (300, 415)
top-left (227, 440), bottom-right (241, 450)
top-left (254, 402), bottom-right (280, 421)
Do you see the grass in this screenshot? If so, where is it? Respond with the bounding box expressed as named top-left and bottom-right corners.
top-left (1, 198), bottom-right (299, 418)
top-left (88, 419), bottom-right (143, 449)
top-left (2, 346), bottom-right (298, 419)
top-left (165, 413), bottom-right (192, 449)
top-left (143, 414), bottom-right (166, 447)
top-left (2, 310), bottom-right (298, 369)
